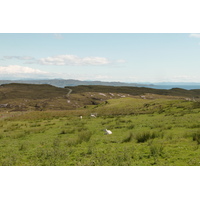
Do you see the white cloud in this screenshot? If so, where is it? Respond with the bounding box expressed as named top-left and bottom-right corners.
top-left (3, 56), bottom-right (35, 60)
top-left (3, 54), bottom-right (126, 67)
top-left (38, 54), bottom-right (111, 66)
top-left (189, 33), bottom-right (200, 38)
top-left (0, 65), bottom-right (48, 74)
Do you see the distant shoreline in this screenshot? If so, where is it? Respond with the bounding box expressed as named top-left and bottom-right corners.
top-left (146, 85), bottom-right (200, 90)
top-left (1, 79), bottom-right (200, 90)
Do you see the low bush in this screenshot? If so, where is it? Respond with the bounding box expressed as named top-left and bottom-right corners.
top-left (59, 130), bottom-right (66, 134)
top-left (135, 131), bottom-right (157, 143)
top-left (78, 131), bottom-right (92, 142)
top-left (192, 131), bottom-right (200, 145)
top-left (66, 138), bottom-right (81, 147)
top-left (149, 143), bottom-right (165, 157)
top-left (122, 133), bottom-right (133, 143)
top-left (65, 131), bottom-right (92, 147)
top-left (127, 124), bottom-right (135, 129)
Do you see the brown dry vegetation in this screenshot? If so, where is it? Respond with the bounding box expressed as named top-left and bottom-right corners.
top-left (0, 83), bottom-right (199, 112)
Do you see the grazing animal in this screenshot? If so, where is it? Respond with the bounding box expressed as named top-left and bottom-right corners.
top-left (80, 116), bottom-right (83, 119)
top-left (104, 129), bottom-right (112, 135)
top-left (90, 114), bottom-right (96, 118)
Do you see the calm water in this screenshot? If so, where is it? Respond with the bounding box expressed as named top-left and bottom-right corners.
top-left (146, 85), bottom-right (200, 90)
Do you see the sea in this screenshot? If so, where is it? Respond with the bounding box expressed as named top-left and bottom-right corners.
top-left (145, 85), bottom-right (200, 90)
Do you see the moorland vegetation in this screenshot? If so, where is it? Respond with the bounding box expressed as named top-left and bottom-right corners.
top-left (1, 83), bottom-right (200, 165)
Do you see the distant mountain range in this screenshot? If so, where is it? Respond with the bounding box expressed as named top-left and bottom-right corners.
top-left (0, 79), bottom-right (153, 88)
top-left (1, 79), bottom-right (200, 89)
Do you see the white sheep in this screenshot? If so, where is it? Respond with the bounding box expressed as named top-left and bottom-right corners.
top-left (90, 114), bottom-right (97, 118)
top-left (104, 129), bottom-right (112, 135)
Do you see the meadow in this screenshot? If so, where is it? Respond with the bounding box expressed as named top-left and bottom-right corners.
top-left (1, 97), bottom-right (200, 166)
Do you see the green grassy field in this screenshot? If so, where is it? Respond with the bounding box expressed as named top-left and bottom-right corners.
top-left (1, 97), bottom-right (200, 166)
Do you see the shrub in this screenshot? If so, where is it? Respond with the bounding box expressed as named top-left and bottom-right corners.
top-left (127, 124), bottom-right (135, 129)
top-left (65, 131), bottom-right (92, 147)
top-left (122, 133), bottom-right (133, 143)
top-left (66, 138), bottom-right (81, 146)
top-left (166, 133), bottom-right (173, 140)
top-left (19, 142), bottom-right (29, 151)
top-left (53, 137), bottom-right (61, 148)
top-left (59, 128), bottom-right (76, 134)
top-left (11, 132), bottom-right (26, 139)
top-left (149, 143), bottom-right (164, 157)
top-left (135, 131), bottom-right (157, 143)
top-left (0, 133), bottom-right (3, 139)
top-left (59, 130), bottom-right (66, 134)
top-left (78, 131), bottom-right (92, 142)
top-left (192, 131), bottom-right (200, 145)
top-left (164, 125), bottom-right (172, 130)
top-left (192, 102), bottom-right (200, 109)
top-left (188, 124), bottom-right (200, 129)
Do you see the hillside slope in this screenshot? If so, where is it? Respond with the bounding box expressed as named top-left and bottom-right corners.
top-left (0, 83), bottom-right (200, 112)
top-left (67, 85), bottom-right (200, 98)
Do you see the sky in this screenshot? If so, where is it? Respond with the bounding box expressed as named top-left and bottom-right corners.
top-left (1, 33), bottom-right (200, 83)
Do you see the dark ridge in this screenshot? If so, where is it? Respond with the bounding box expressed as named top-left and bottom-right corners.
top-left (66, 85), bottom-right (200, 98)
top-left (1, 83), bottom-right (200, 101)
top-left (0, 83), bottom-right (69, 99)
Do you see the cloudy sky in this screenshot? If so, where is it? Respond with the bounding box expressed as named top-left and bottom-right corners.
top-left (1, 33), bottom-right (200, 83)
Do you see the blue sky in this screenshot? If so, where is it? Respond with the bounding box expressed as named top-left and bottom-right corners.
top-left (1, 33), bottom-right (200, 82)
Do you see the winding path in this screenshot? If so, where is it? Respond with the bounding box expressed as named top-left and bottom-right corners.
top-left (66, 88), bottom-right (72, 97)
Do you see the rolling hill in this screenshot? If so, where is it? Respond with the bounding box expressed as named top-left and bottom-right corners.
top-left (0, 83), bottom-right (200, 112)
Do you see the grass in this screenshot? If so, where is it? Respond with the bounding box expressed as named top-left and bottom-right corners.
top-left (1, 91), bottom-right (200, 165)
